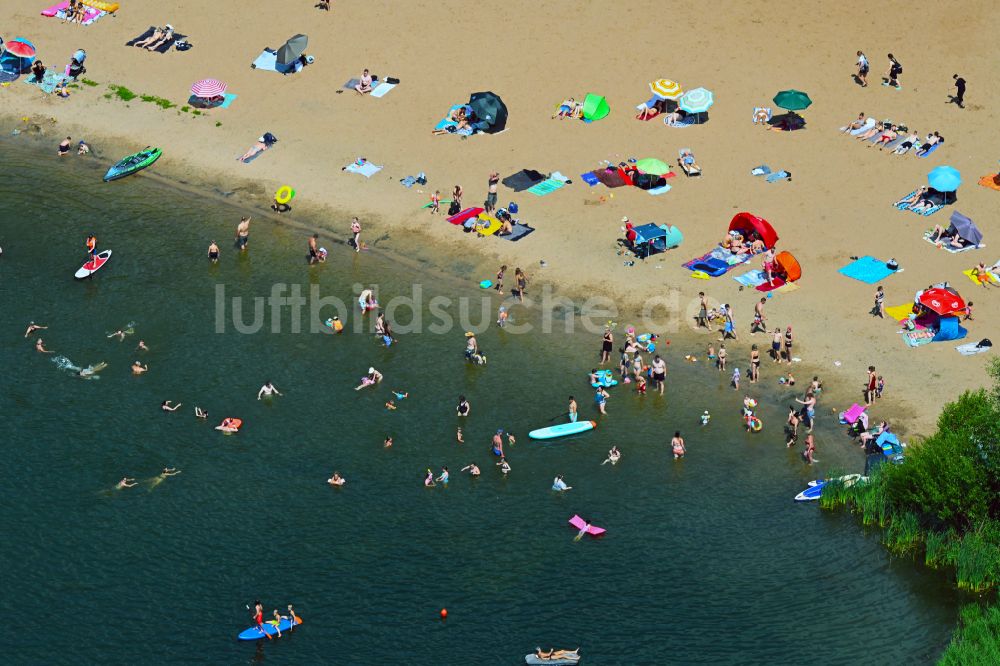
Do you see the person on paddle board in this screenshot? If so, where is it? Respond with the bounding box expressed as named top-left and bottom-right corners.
top-left (85, 234), bottom-right (97, 262)
top-left (269, 609), bottom-right (288, 637)
top-left (252, 601), bottom-right (265, 633)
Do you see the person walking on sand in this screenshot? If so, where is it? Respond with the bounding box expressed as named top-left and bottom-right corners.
top-left (864, 365), bottom-right (878, 405)
top-left (308, 234), bottom-right (320, 264)
top-left (697, 292), bottom-right (709, 330)
top-left (452, 184), bottom-right (463, 208)
top-left (856, 51), bottom-right (870, 87)
top-left (872, 285), bottom-right (885, 318)
top-left (951, 74), bottom-right (966, 108)
top-left (721, 304), bottom-right (737, 341)
top-left (884, 53), bottom-right (902, 88)
top-left (568, 396), bottom-right (578, 423)
top-left (783, 326), bottom-right (794, 364)
top-left (671, 432), bottom-right (686, 460)
top-left (485, 171), bottom-right (499, 213)
top-left (350, 217), bottom-right (362, 252)
top-left (235, 216), bottom-right (251, 251)
top-left (429, 190), bottom-right (441, 214)
top-left (751, 298), bottom-right (767, 335)
top-left (494, 264), bottom-right (506, 296)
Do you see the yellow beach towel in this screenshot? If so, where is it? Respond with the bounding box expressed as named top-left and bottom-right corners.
top-left (963, 268), bottom-right (1000, 286)
top-left (474, 214), bottom-right (502, 236)
top-left (884, 303), bottom-right (914, 321)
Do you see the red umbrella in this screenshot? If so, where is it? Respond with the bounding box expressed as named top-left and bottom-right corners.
top-left (190, 78), bottom-right (227, 99)
top-left (5, 39), bottom-right (37, 59)
top-left (918, 287), bottom-right (965, 315)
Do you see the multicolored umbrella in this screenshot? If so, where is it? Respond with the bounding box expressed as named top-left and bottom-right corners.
top-left (5, 38), bottom-right (36, 59)
top-left (919, 287), bottom-right (965, 316)
top-left (636, 158), bottom-right (670, 175)
top-left (678, 87), bottom-right (714, 114)
top-left (773, 89), bottom-right (812, 111)
top-left (190, 78), bottom-right (227, 98)
top-left (927, 165), bottom-right (962, 192)
top-left (649, 79), bottom-right (682, 100)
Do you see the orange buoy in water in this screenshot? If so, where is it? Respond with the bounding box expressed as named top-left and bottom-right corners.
top-left (440, 608), bottom-right (448, 619)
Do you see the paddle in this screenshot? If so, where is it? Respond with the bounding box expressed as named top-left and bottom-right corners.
top-left (246, 603), bottom-right (272, 640)
top-left (547, 412), bottom-right (569, 423)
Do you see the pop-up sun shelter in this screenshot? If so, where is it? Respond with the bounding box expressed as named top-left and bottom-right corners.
top-left (631, 223), bottom-right (683, 258)
top-left (728, 212), bottom-right (778, 249)
top-left (582, 93), bottom-right (610, 121)
top-left (774, 250), bottom-right (801, 282)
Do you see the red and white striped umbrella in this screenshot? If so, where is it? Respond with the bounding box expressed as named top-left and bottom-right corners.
top-left (5, 38), bottom-right (37, 59)
top-left (190, 78), bottom-right (227, 98)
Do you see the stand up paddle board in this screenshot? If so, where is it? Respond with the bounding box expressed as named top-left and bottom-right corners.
top-left (794, 474), bottom-right (866, 501)
top-left (529, 421), bottom-right (596, 440)
top-left (75, 250), bottom-right (112, 279)
top-left (525, 654), bottom-right (580, 665)
top-left (238, 615), bottom-right (302, 641)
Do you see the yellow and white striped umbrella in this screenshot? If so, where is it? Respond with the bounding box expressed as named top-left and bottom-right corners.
top-left (649, 79), bottom-right (683, 100)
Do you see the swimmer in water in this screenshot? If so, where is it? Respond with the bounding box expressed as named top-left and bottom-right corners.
top-left (136, 340), bottom-right (148, 351)
top-left (208, 241), bottom-right (220, 263)
top-left (602, 445), bottom-right (621, 465)
top-left (355, 367), bottom-right (383, 390)
top-left (492, 430), bottom-right (505, 457)
top-left (456, 427), bottom-right (464, 444)
top-left (552, 475), bottom-right (572, 491)
top-left (195, 406), bottom-right (208, 419)
top-left (108, 329), bottom-right (126, 342)
top-left (77, 361), bottom-right (108, 379)
top-left (385, 400), bottom-right (397, 410)
top-left (424, 469), bottom-right (436, 487)
top-left (671, 432), bottom-right (686, 459)
top-left (436, 466), bottom-right (450, 484)
top-left (328, 472), bottom-right (345, 486)
top-left (257, 381), bottom-right (282, 400)
top-left (392, 391), bottom-right (408, 400)
top-left (131, 361), bottom-right (148, 375)
top-left (496, 457), bottom-right (511, 475)
top-left (456, 395), bottom-right (470, 417)
top-left (384, 436), bottom-right (393, 448)
top-left (161, 400), bottom-right (182, 412)
top-left (573, 521), bottom-right (592, 542)
top-left (701, 410), bottom-right (711, 426)
top-left (36, 338), bottom-right (54, 353)
top-left (461, 463), bottom-right (480, 477)
top-left (24, 322), bottom-right (48, 338)
top-left (507, 432), bottom-right (516, 447)
top-left (160, 468), bottom-right (181, 477)
top-left (117, 477), bottom-right (137, 489)
top-left (731, 366), bottom-right (741, 390)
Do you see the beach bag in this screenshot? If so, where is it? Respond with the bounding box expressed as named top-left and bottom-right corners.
top-left (448, 201), bottom-right (460, 216)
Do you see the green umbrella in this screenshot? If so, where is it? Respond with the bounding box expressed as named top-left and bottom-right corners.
top-left (772, 89), bottom-right (812, 111)
top-left (636, 158), bottom-right (670, 175)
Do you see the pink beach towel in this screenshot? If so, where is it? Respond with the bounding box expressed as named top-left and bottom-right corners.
top-left (42, 1), bottom-right (102, 23)
top-left (841, 403), bottom-right (867, 425)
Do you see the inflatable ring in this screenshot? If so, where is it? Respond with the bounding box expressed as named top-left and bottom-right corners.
top-left (750, 417), bottom-right (763, 432)
top-left (275, 186), bottom-right (295, 205)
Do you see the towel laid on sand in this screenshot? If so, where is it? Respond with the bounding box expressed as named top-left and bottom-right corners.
top-left (370, 82), bottom-right (396, 98)
top-left (962, 268), bottom-right (1000, 286)
top-left (884, 303), bottom-right (914, 321)
top-left (343, 161), bottom-right (383, 178)
top-left (957, 340), bottom-right (993, 356)
top-left (733, 269), bottom-right (767, 287)
top-left (839, 256), bottom-right (899, 284)
top-left (923, 232), bottom-right (982, 253)
top-left (23, 70), bottom-right (69, 94)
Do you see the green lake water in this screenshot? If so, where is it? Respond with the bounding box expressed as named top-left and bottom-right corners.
top-left (0, 138), bottom-right (959, 664)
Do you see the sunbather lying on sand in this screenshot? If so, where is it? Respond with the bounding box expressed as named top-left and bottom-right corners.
top-left (898, 186), bottom-right (928, 208)
top-left (553, 98), bottom-right (581, 119)
top-left (911, 191), bottom-right (939, 214)
top-left (856, 121), bottom-right (883, 141)
top-left (928, 224), bottom-right (966, 248)
top-left (663, 109), bottom-right (689, 126)
top-left (135, 25), bottom-right (174, 51)
top-left (678, 149), bottom-right (701, 174)
top-left (915, 132), bottom-right (943, 157)
top-left (891, 131), bottom-right (919, 154)
top-left (432, 107), bottom-right (471, 135)
top-left (841, 112), bottom-right (866, 133)
top-left (237, 135), bottom-right (275, 162)
top-left (870, 125), bottom-right (897, 148)
top-left (636, 99), bottom-right (667, 120)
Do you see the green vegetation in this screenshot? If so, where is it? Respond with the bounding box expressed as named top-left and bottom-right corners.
top-left (939, 603), bottom-right (1000, 665)
top-left (215, 122), bottom-right (222, 127)
top-left (192, 110), bottom-right (202, 116)
top-left (824, 359), bottom-right (1000, 662)
top-left (107, 84), bottom-right (137, 102)
top-left (139, 94), bottom-right (176, 110)
top-left (81, 78), bottom-right (99, 87)
top-left (180, 106), bottom-right (190, 113)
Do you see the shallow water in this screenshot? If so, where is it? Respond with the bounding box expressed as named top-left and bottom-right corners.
top-left (0, 138), bottom-right (958, 664)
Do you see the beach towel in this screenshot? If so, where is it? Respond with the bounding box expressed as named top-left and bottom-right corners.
top-left (370, 82), bottom-right (396, 98)
top-left (750, 165), bottom-right (771, 176)
top-left (343, 75), bottom-right (379, 91)
top-left (503, 169), bottom-right (546, 192)
top-left (956, 340), bottom-right (993, 356)
top-left (733, 269), bottom-right (767, 287)
top-left (527, 179), bottom-right (566, 196)
top-left (581, 172), bottom-right (600, 186)
top-left (847, 118), bottom-right (876, 136)
top-left (775, 281), bottom-right (800, 294)
top-left (343, 161), bottom-right (382, 178)
top-left (499, 223), bottom-right (535, 242)
top-left (635, 100), bottom-right (661, 120)
top-left (979, 174), bottom-right (1000, 191)
top-left (42, 1), bottom-right (105, 24)
top-left (901, 328), bottom-right (935, 347)
top-left (219, 93), bottom-right (238, 109)
top-left (884, 303), bottom-right (914, 321)
top-left (126, 27), bottom-right (186, 53)
top-left (592, 168), bottom-right (627, 188)
top-left (756, 277), bottom-right (786, 292)
top-left (962, 268), bottom-right (1000, 286)
top-left (664, 115), bottom-right (696, 127)
top-left (894, 190), bottom-right (944, 217)
top-left (648, 183), bottom-right (672, 196)
top-left (447, 207), bottom-right (484, 225)
top-left (838, 256), bottom-right (898, 284)
top-left (474, 215), bottom-right (502, 236)
top-left (421, 199), bottom-right (452, 209)
top-left (923, 232), bottom-right (982, 253)
top-left (917, 142), bottom-right (942, 158)
top-left (765, 171), bottom-right (790, 183)
top-left (23, 70), bottom-right (69, 94)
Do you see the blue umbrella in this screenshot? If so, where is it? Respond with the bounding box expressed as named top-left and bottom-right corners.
top-left (928, 165), bottom-right (962, 192)
top-left (678, 87), bottom-right (714, 114)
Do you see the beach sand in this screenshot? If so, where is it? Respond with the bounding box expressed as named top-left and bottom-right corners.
top-left (4, 1), bottom-right (999, 434)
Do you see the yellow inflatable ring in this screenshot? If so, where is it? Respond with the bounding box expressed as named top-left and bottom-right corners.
top-left (275, 186), bottom-right (295, 205)
top-left (750, 417), bottom-right (763, 432)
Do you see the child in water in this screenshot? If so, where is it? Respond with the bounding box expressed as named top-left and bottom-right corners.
top-left (701, 410), bottom-right (711, 426)
top-left (497, 306), bottom-right (508, 328)
top-left (731, 367), bottom-right (741, 390)
top-left (635, 374), bottom-right (647, 394)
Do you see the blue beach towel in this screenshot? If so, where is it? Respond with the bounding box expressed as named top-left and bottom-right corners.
top-left (733, 269), bottom-right (767, 287)
top-left (581, 172), bottom-right (599, 186)
top-left (527, 178), bottom-right (566, 196)
top-left (765, 171), bottom-right (790, 183)
top-left (838, 256), bottom-right (897, 284)
top-left (647, 183), bottom-right (672, 196)
top-left (220, 93), bottom-right (238, 109)
top-left (750, 165), bottom-right (771, 176)
top-left (917, 142), bottom-right (942, 158)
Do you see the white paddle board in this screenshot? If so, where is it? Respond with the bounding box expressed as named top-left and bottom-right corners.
top-left (75, 249), bottom-right (112, 279)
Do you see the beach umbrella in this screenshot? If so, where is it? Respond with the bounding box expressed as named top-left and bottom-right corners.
top-left (190, 78), bottom-right (227, 98)
top-left (928, 165), bottom-right (962, 192)
top-left (919, 287), bottom-right (965, 316)
top-left (5, 38), bottom-right (36, 59)
top-left (468, 91), bottom-right (508, 134)
top-left (276, 34), bottom-right (308, 65)
top-left (649, 79), bottom-right (682, 100)
top-left (679, 87), bottom-right (714, 114)
top-left (636, 158), bottom-right (670, 175)
top-left (773, 89), bottom-right (812, 111)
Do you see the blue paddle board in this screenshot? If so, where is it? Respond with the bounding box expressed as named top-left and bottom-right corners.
top-left (529, 420), bottom-right (596, 440)
top-left (794, 481), bottom-right (826, 501)
top-left (238, 615), bottom-right (302, 641)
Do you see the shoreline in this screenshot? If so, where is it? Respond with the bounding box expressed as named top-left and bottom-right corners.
top-left (0, 112), bottom-right (920, 439)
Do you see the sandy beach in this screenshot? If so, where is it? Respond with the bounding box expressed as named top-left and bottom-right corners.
top-left (3, 0), bottom-right (1000, 434)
